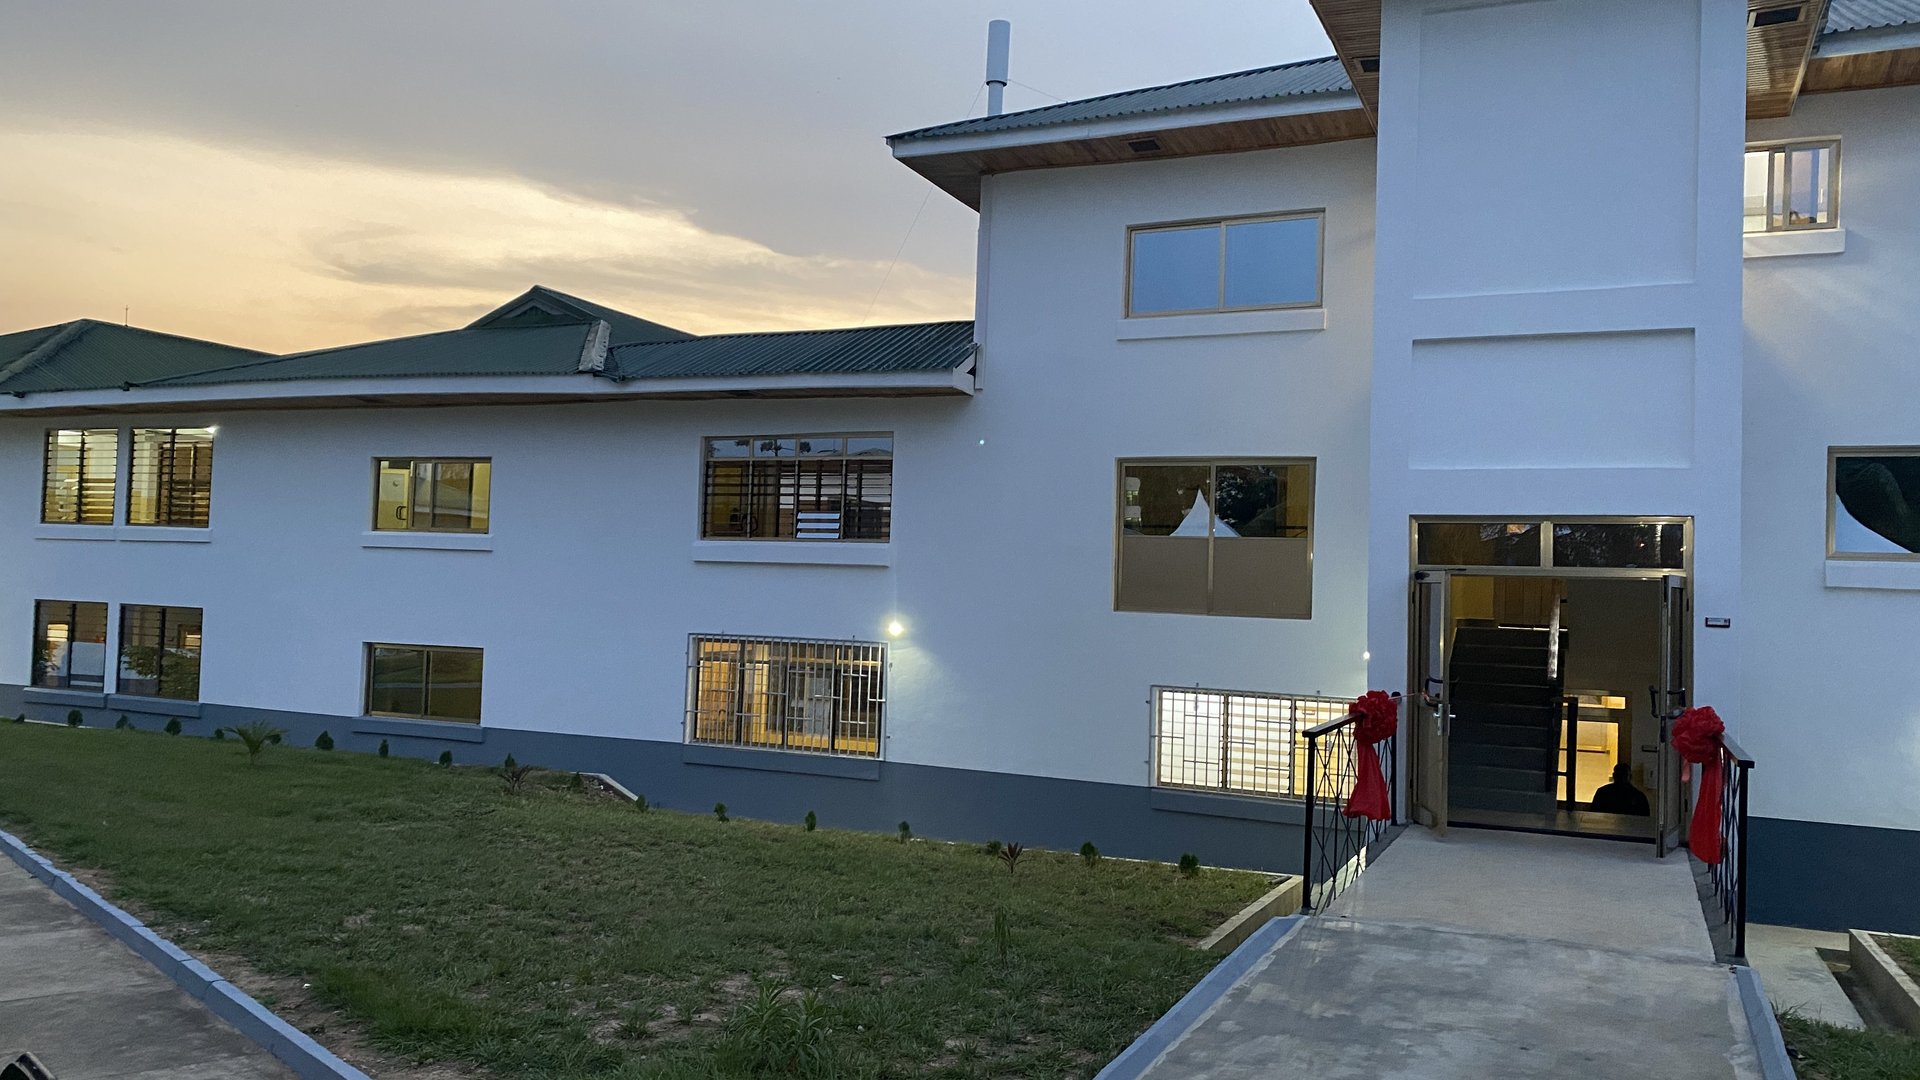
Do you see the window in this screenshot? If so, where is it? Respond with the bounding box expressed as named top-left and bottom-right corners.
top-left (1830, 448), bottom-right (1920, 560)
top-left (688, 635), bottom-right (884, 757)
top-left (118, 605), bottom-right (203, 701)
top-left (1127, 212), bottom-right (1323, 316)
top-left (366, 644), bottom-right (484, 722)
top-left (1152, 686), bottom-right (1348, 798)
top-left (129, 427), bottom-right (215, 527)
top-left (32, 600), bottom-right (108, 691)
top-left (1413, 519), bottom-right (1686, 570)
top-left (41, 429), bottom-right (119, 525)
top-left (702, 435), bottom-right (892, 542)
top-left (1744, 140), bottom-right (1838, 234)
top-left (1117, 459), bottom-right (1314, 619)
top-left (374, 458), bottom-right (492, 533)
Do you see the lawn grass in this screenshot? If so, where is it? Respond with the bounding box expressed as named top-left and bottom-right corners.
top-left (0, 722), bottom-right (1275, 1079)
top-left (1875, 933), bottom-right (1920, 985)
top-left (1780, 1014), bottom-right (1920, 1080)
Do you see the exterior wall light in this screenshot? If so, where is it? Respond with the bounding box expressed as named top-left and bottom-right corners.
top-left (886, 619), bottom-right (906, 638)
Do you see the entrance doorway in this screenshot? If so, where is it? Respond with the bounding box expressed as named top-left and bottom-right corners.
top-left (1407, 518), bottom-right (1690, 849)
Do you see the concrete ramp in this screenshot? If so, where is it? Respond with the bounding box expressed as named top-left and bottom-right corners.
top-left (1111, 829), bottom-right (1774, 1080)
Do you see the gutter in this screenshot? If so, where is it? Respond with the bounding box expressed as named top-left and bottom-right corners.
top-left (888, 91), bottom-right (1365, 160)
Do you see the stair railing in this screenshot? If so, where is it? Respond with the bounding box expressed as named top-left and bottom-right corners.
top-left (1705, 731), bottom-right (1755, 961)
top-left (1299, 697), bottom-right (1399, 913)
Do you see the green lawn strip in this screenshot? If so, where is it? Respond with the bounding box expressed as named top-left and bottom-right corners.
top-left (1875, 934), bottom-right (1920, 985)
top-left (0, 724), bottom-right (1275, 1079)
top-left (1780, 1014), bottom-right (1920, 1080)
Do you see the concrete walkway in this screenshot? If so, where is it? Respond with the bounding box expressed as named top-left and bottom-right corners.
top-left (1133, 829), bottom-right (1764, 1079)
top-left (0, 859), bottom-right (293, 1080)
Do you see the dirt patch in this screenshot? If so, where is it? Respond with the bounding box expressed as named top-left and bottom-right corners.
top-left (60, 864), bottom-right (477, 1080)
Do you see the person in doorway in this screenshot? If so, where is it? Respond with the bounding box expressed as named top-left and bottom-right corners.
top-left (1590, 764), bottom-right (1650, 816)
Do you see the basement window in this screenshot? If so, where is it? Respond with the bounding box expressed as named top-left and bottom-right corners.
top-left (688, 635), bottom-right (884, 758)
top-left (1744, 140), bottom-right (1838, 233)
top-left (366, 643), bottom-right (484, 723)
top-left (1127, 211), bottom-right (1323, 316)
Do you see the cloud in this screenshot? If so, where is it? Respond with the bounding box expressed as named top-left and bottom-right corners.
top-left (0, 124), bottom-right (971, 352)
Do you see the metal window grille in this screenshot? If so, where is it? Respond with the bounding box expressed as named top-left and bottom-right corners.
top-left (1152, 686), bottom-right (1348, 798)
top-left (41, 428), bottom-right (118, 525)
top-left (688, 635), bottom-right (885, 757)
top-left (702, 435), bottom-right (892, 542)
top-left (129, 428), bottom-right (214, 527)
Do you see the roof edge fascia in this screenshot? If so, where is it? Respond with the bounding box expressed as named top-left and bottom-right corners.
top-left (1816, 22), bottom-right (1920, 58)
top-left (888, 91), bottom-right (1365, 160)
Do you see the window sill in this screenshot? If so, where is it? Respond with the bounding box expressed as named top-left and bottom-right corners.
top-left (682, 743), bottom-right (881, 780)
top-left (22, 688), bottom-right (107, 709)
top-left (351, 716), bottom-right (487, 742)
top-left (1149, 787), bottom-right (1306, 825)
top-left (1745, 228), bottom-right (1846, 259)
top-left (1116, 308), bottom-right (1326, 341)
top-left (690, 540), bottom-right (891, 567)
top-left (107, 694), bottom-right (201, 718)
top-left (362, 532), bottom-right (494, 552)
top-left (1825, 558), bottom-right (1920, 591)
top-left (33, 525), bottom-right (117, 542)
top-left (119, 527), bottom-right (213, 544)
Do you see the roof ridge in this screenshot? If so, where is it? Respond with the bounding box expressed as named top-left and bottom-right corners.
top-left (0, 319), bottom-right (97, 387)
top-left (608, 319), bottom-right (974, 351)
top-left (94, 320), bottom-right (272, 357)
top-left (889, 54), bottom-right (1342, 141)
top-left (134, 321), bottom-right (594, 387)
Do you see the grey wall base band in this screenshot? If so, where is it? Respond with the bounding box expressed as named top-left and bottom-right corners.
top-left (0, 828), bottom-right (371, 1080)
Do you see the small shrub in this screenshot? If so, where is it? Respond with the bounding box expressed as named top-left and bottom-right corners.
top-left (724, 983), bottom-right (833, 1074)
top-left (1178, 853), bottom-right (1201, 879)
top-left (983, 839), bottom-right (1003, 857)
top-left (991, 908), bottom-right (1012, 961)
top-left (163, 717), bottom-right (181, 735)
top-left (715, 803), bottom-right (730, 822)
top-left (498, 755), bottom-right (533, 795)
top-left (438, 750), bottom-right (453, 767)
top-left (568, 772), bottom-right (586, 793)
top-left (804, 810), bottom-right (817, 832)
top-left (226, 721), bottom-right (288, 765)
top-left (66, 710), bottom-right (83, 727)
top-left (10, 714), bottom-right (23, 724)
top-left (212, 727), bottom-right (226, 740)
top-left (1000, 841), bottom-right (1024, 876)
top-left (633, 793), bottom-right (649, 812)
top-left (898, 820), bottom-right (912, 843)
top-left (115, 715), bottom-right (132, 730)
top-left (314, 730), bottom-right (334, 751)
top-left (1080, 841), bottom-right (1101, 867)
top-left (377, 739), bottom-right (389, 758)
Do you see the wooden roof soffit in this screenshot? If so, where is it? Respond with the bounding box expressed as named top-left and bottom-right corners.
top-left (1748, 0), bottom-right (1830, 118)
top-left (1309, 0), bottom-right (1382, 126)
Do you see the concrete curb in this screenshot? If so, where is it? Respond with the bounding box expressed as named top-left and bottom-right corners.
top-left (1849, 930), bottom-right (1920, 1034)
top-left (1094, 914), bottom-right (1305, 1080)
top-left (1196, 876), bottom-right (1303, 953)
top-left (0, 828), bottom-right (371, 1080)
top-left (1734, 964), bottom-right (1799, 1080)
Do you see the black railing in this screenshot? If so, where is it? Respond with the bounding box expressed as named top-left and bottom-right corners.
top-left (1706, 732), bottom-right (1755, 960)
top-left (1299, 698), bottom-right (1398, 913)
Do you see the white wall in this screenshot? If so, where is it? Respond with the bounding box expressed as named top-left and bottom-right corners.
top-left (0, 138), bottom-right (1378, 791)
top-left (1366, 0), bottom-right (1749, 747)
top-left (1741, 84), bottom-right (1920, 831)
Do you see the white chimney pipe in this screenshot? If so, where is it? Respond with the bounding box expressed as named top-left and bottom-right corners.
top-left (985, 20), bottom-right (1010, 117)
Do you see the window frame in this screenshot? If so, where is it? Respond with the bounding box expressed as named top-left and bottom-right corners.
top-left (40, 428), bottom-right (121, 526)
top-left (1113, 456), bottom-right (1317, 619)
top-left (698, 433), bottom-right (894, 543)
top-left (1827, 446), bottom-right (1920, 563)
top-left (30, 599), bottom-right (110, 691)
top-left (363, 642), bottom-right (486, 724)
top-left (1744, 138), bottom-right (1841, 234)
top-left (685, 634), bottom-right (886, 758)
top-left (116, 604), bottom-right (204, 702)
top-left (370, 457), bottom-right (493, 535)
top-left (1124, 210), bottom-right (1326, 318)
top-left (128, 426), bottom-right (216, 529)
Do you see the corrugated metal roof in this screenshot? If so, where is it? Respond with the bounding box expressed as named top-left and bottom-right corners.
top-left (0, 320), bottom-right (268, 394)
top-left (889, 55), bottom-right (1351, 143)
top-left (606, 321), bottom-right (975, 382)
top-left (143, 323), bottom-right (597, 386)
top-left (1824, 0), bottom-right (1920, 33)
top-left (467, 285), bottom-right (694, 345)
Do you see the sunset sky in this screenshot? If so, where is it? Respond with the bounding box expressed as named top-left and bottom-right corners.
top-left (0, 2), bottom-right (1330, 353)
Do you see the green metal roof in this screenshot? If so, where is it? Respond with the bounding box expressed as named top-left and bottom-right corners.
top-left (1824, 0), bottom-right (1920, 34)
top-left (605, 321), bottom-right (975, 382)
top-left (141, 322), bottom-right (600, 387)
top-left (467, 285), bottom-right (693, 346)
top-left (889, 56), bottom-right (1352, 144)
top-left (0, 320), bottom-right (267, 394)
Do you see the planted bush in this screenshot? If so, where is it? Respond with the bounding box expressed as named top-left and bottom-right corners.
top-left (66, 710), bottom-right (82, 728)
top-left (438, 750), bottom-right (453, 767)
top-left (314, 730), bottom-right (334, 751)
top-left (804, 810), bottom-right (817, 832)
top-left (163, 717), bottom-right (181, 735)
top-left (115, 716), bottom-right (132, 730)
top-left (377, 739), bottom-right (389, 758)
top-left (225, 721), bottom-right (288, 766)
top-left (1000, 841), bottom-right (1024, 876)
top-left (212, 728), bottom-right (225, 741)
top-left (723, 983), bottom-right (834, 1075)
top-left (715, 803), bottom-right (730, 822)
top-left (1178, 853), bottom-right (1201, 879)
top-left (1080, 841), bottom-right (1101, 867)
top-left (898, 820), bottom-right (912, 843)
top-left (498, 755), bottom-right (533, 795)
top-left (633, 793), bottom-right (649, 812)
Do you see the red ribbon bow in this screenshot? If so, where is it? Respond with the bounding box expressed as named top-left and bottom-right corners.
top-left (1342, 691), bottom-right (1399, 821)
top-left (1670, 706), bottom-right (1726, 864)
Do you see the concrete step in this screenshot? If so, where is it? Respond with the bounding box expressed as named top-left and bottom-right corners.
top-left (1455, 703), bottom-right (1564, 728)
top-left (1450, 784), bottom-right (1558, 814)
top-left (1450, 762), bottom-right (1552, 794)
top-left (1452, 741), bottom-right (1556, 770)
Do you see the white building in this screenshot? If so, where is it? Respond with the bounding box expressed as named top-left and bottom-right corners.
top-left (4, 0), bottom-right (1918, 933)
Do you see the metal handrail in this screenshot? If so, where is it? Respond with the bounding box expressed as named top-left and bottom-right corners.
top-left (1712, 732), bottom-right (1754, 961)
top-left (1299, 696), bottom-right (1399, 914)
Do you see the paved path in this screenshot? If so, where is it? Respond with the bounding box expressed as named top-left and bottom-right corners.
top-left (1134, 829), bottom-right (1764, 1079)
top-left (0, 859), bottom-right (293, 1080)
top-left (1746, 923), bottom-right (1863, 1028)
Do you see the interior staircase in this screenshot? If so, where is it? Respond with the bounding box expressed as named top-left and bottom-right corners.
top-left (1448, 624), bottom-right (1565, 816)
